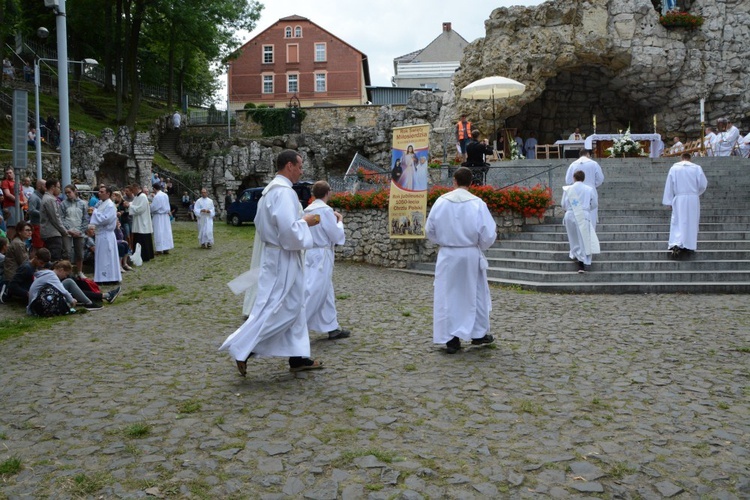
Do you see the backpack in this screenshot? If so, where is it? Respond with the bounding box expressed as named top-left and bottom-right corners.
top-left (29, 284), bottom-right (71, 317)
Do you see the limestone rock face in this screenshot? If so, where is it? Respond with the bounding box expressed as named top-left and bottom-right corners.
top-left (453, 0), bottom-right (749, 142)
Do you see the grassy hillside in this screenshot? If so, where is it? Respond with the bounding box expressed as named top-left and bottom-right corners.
top-left (0, 80), bottom-right (173, 164)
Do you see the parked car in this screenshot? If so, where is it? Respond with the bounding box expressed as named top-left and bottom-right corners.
top-left (226, 181), bottom-right (313, 226)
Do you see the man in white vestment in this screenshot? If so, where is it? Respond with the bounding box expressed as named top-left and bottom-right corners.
top-left (712, 118), bottom-right (740, 156)
top-left (303, 181), bottom-right (350, 340)
top-left (150, 183), bottom-right (173, 255)
top-left (738, 131), bottom-right (750, 157)
top-left (172, 110), bottom-right (181, 130)
top-left (128, 182), bottom-right (154, 262)
top-left (194, 188), bottom-right (215, 248)
top-left (668, 136), bottom-right (684, 155)
top-left (89, 185), bottom-right (122, 284)
top-left (568, 127), bottom-right (584, 140)
top-left (565, 149), bottom-right (604, 229)
top-left (426, 167), bottom-right (497, 354)
top-left (663, 152), bottom-right (708, 257)
top-left (220, 150), bottom-right (322, 376)
top-left (703, 127), bottom-right (716, 156)
top-left (562, 170), bottom-right (600, 273)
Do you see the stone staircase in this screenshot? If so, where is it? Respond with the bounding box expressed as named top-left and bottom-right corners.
top-left (410, 157), bottom-right (750, 293)
top-left (157, 129), bottom-right (194, 172)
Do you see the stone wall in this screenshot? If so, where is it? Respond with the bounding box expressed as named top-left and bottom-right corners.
top-left (335, 208), bottom-right (530, 268)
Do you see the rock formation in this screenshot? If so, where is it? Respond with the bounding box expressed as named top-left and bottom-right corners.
top-left (451, 0), bottom-right (749, 143)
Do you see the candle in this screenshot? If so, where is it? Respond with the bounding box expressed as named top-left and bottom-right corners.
top-left (593, 115), bottom-right (596, 130)
top-left (700, 98), bottom-right (705, 122)
top-left (653, 114), bottom-right (657, 132)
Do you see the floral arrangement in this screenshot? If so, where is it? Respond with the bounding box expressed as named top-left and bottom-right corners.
top-left (329, 184), bottom-right (554, 219)
top-left (428, 160), bottom-right (442, 169)
top-left (508, 136), bottom-right (525, 160)
top-left (605, 128), bottom-right (648, 157)
top-left (659, 11), bottom-right (704, 29)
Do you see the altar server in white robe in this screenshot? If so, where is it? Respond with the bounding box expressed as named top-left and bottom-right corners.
top-left (150, 183), bottom-right (173, 254)
top-left (303, 181), bottom-right (350, 340)
top-left (703, 127), bottom-right (716, 156)
top-left (220, 150), bottom-right (322, 376)
top-left (738, 132), bottom-right (750, 157)
top-left (662, 153), bottom-right (708, 255)
top-left (565, 149), bottom-right (604, 229)
top-left (89, 185), bottom-right (122, 284)
top-left (712, 118), bottom-right (740, 156)
top-left (193, 188), bottom-right (215, 248)
top-left (562, 170), bottom-right (600, 273)
top-left (426, 167), bottom-right (497, 354)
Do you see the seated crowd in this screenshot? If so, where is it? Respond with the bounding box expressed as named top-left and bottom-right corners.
top-left (0, 178), bottom-right (173, 316)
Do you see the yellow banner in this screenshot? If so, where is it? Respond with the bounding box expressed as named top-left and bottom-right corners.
top-left (389, 124), bottom-right (429, 239)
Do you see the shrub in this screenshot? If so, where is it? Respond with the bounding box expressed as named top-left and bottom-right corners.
top-left (329, 184), bottom-right (554, 218)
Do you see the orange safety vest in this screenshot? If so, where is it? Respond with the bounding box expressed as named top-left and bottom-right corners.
top-left (457, 120), bottom-right (472, 140)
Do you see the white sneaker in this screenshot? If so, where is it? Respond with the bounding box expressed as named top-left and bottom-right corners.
top-left (77, 272), bottom-right (87, 279)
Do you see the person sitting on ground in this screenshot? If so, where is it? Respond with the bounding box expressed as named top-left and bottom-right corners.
top-left (114, 220), bottom-right (132, 271)
top-left (2, 244), bottom-right (50, 305)
top-left (83, 225), bottom-right (96, 265)
top-left (0, 236), bottom-right (8, 285)
top-left (3, 221), bottom-right (31, 287)
top-left (27, 260), bottom-right (103, 315)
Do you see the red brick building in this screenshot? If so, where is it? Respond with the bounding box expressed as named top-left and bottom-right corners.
top-left (229, 15), bottom-right (371, 109)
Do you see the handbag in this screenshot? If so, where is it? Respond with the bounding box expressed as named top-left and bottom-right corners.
top-left (29, 284), bottom-right (71, 317)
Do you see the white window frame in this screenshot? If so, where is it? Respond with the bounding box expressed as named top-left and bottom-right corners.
top-left (284, 26), bottom-right (292, 38)
top-left (294, 26), bottom-right (302, 37)
top-left (262, 45), bottom-right (273, 64)
top-left (262, 74), bottom-right (274, 94)
top-left (287, 73), bottom-right (299, 93)
top-left (314, 43), bottom-right (326, 62)
top-left (315, 73), bottom-right (326, 92)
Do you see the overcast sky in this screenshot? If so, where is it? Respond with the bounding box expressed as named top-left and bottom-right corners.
top-left (217, 1), bottom-right (546, 106)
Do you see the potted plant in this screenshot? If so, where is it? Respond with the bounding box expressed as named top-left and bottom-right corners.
top-left (660, 11), bottom-right (704, 29)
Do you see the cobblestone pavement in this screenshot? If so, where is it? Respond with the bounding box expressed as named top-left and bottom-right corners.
top-left (1, 221), bottom-right (749, 499)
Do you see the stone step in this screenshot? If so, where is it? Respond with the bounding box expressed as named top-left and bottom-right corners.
top-left (521, 222), bottom-right (750, 233)
top-left (401, 268), bottom-right (750, 294)
top-left (482, 258), bottom-right (750, 272)
top-left (485, 248), bottom-right (750, 261)
top-left (502, 230), bottom-right (750, 242)
top-left (485, 267), bottom-right (750, 283)
top-left (494, 239), bottom-right (750, 251)
top-left (543, 215), bottom-right (750, 224)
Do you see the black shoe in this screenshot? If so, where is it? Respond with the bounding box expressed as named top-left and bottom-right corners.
top-left (105, 286), bottom-right (121, 304)
top-left (446, 337), bottom-right (462, 354)
top-left (577, 261), bottom-right (586, 273)
top-left (84, 302), bottom-right (103, 311)
top-left (670, 246), bottom-right (681, 257)
top-left (328, 328), bottom-right (351, 339)
top-left (471, 334), bottom-right (495, 345)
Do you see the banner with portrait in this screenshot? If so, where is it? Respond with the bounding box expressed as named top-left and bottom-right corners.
top-left (389, 124), bottom-right (429, 239)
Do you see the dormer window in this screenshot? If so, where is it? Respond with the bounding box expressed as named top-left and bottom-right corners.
top-left (294, 26), bottom-right (302, 37)
top-left (285, 26), bottom-right (292, 38)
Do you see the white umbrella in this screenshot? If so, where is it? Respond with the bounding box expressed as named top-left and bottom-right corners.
top-left (461, 76), bottom-right (526, 144)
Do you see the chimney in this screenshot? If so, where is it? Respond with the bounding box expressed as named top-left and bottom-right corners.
top-left (442, 22), bottom-right (452, 32)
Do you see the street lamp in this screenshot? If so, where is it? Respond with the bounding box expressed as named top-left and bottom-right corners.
top-left (34, 56), bottom-right (98, 181)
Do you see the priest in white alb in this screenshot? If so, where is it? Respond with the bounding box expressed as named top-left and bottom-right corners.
top-left (562, 170), bottom-right (600, 273)
top-left (89, 185), bottom-right (122, 284)
top-left (426, 167), bottom-right (497, 354)
top-left (663, 152), bottom-right (708, 256)
top-left (712, 117), bottom-right (740, 156)
top-left (565, 149), bottom-right (604, 229)
top-left (303, 181), bottom-right (350, 340)
top-left (150, 183), bottom-right (173, 254)
top-left (220, 150), bottom-right (323, 375)
top-left (193, 187), bottom-right (215, 248)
